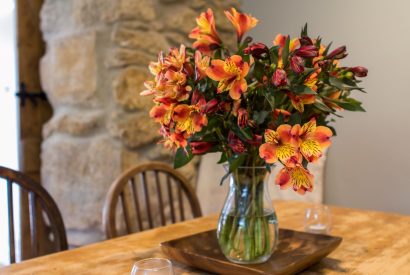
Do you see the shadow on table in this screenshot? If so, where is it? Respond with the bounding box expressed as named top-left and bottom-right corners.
top-left (300, 257), bottom-right (349, 274)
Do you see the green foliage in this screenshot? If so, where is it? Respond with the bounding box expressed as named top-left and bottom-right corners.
top-left (174, 147), bottom-right (194, 169)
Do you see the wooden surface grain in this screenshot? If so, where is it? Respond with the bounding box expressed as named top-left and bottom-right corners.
top-left (1, 200), bottom-right (410, 275)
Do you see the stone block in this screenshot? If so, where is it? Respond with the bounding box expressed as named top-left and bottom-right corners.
top-left (113, 67), bottom-right (153, 111)
top-left (40, 32), bottom-right (97, 106)
top-left (40, 0), bottom-right (74, 39)
top-left (164, 6), bottom-right (197, 34)
top-left (112, 28), bottom-right (169, 55)
top-left (107, 111), bottom-right (160, 149)
top-left (105, 48), bottom-right (153, 68)
top-left (104, 0), bottom-right (156, 22)
top-left (165, 32), bottom-right (191, 48)
top-left (41, 134), bottom-right (122, 236)
top-left (43, 111), bottom-right (102, 138)
top-left (73, 0), bottom-right (115, 28)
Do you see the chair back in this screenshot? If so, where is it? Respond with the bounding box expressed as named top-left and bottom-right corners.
top-left (0, 166), bottom-right (67, 264)
top-left (103, 162), bottom-right (202, 238)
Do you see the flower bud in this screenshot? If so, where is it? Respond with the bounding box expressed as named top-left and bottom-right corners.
top-left (299, 36), bottom-right (313, 46)
top-left (271, 68), bottom-right (287, 87)
top-left (290, 56), bottom-right (304, 74)
top-left (327, 46), bottom-right (347, 59)
top-left (349, 66), bottom-right (368, 77)
top-left (190, 141), bottom-right (213, 155)
top-left (237, 108), bottom-right (248, 128)
top-left (204, 99), bottom-right (218, 113)
top-left (243, 43), bottom-right (269, 59)
top-left (228, 132), bottom-right (246, 154)
top-left (295, 45), bottom-right (318, 58)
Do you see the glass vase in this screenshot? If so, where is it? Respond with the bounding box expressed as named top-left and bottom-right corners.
top-left (217, 166), bottom-right (278, 264)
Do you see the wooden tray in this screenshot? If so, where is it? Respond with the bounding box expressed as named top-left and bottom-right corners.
top-left (161, 229), bottom-right (342, 275)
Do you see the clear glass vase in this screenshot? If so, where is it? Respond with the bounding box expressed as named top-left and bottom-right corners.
top-left (217, 166), bottom-right (278, 264)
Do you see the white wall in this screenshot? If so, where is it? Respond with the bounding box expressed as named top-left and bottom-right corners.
top-left (243, 0), bottom-right (410, 214)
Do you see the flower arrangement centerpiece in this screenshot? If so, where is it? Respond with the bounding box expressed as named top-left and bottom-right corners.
top-left (141, 7), bottom-right (367, 264)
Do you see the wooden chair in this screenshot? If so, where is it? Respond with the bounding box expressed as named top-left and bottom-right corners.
top-left (0, 166), bottom-right (68, 264)
top-left (103, 162), bottom-right (202, 239)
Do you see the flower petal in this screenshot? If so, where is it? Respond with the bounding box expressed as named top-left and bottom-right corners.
top-left (314, 126), bottom-right (333, 149)
top-left (276, 143), bottom-right (297, 164)
top-left (206, 60), bottom-right (231, 80)
top-left (275, 168), bottom-right (292, 190)
top-left (259, 143), bottom-right (278, 164)
top-left (300, 139), bottom-right (322, 162)
top-left (229, 78), bottom-right (247, 100)
top-left (277, 124), bottom-right (292, 143)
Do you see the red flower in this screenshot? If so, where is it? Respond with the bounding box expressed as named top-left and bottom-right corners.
top-left (243, 43), bottom-right (268, 59)
top-left (290, 56), bottom-right (304, 74)
top-left (237, 108), bottom-right (248, 128)
top-left (295, 45), bottom-right (318, 58)
top-left (327, 46), bottom-right (347, 59)
top-left (349, 66), bottom-right (368, 77)
top-left (190, 141), bottom-right (213, 154)
top-left (271, 68), bottom-right (287, 87)
top-left (228, 132), bottom-right (246, 153)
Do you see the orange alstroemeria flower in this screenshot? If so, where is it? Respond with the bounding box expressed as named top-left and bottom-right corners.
top-left (224, 7), bottom-right (258, 42)
top-left (304, 72), bottom-right (319, 92)
top-left (165, 44), bottom-right (187, 71)
top-left (161, 132), bottom-right (188, 151)
top-left (259, 125), bottom-right (298, 165)
top-left (276, 165), bottom-right (314, 194)
top-left (172, 104), bottom-right (207, 135)
top-left (195, 51), bottom-right (210, 81)
top-left (149, 104), bottom-right (174, 125)
top-left (324, 90), bottom-right (343, 110)
top-left (291, 119), bottom-right (333, 162)
top-left (287, 92), bottom-right (315, 113)
top-left (206, 55), bottom-right (249, 100)
top-left (189, 8), bottom-right (221, 54)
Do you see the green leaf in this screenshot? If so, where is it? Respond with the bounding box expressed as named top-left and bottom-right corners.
top-left (228, 154), bottom-right (247, 172)
top-left (323, 42), bottom-right (333, 56)
top-left (219, 170), bottom-right (230, 186)
top-left (232, 125), bottom-right (252, 141)
top-left (301, 23), bottom-right (308, 37)
top-left (329, 98), bottom-right (366, 112)
top-left (302, 158), bottom-right (309, 169)
top-left (329, 77), bottom-right (346, 90)
top-left (269, 46), bottom-right (279, 65)
top-left (282, 36), bottom-right (290, 67)
top-left (264, 90), bottom-right (276, 110)
top-left (313, 101), bottom-right (334, 113)
top-left (329, 76), bottom-right (363, 92)
top-left (218, 152), bottom-right (228, 164)
top-left (289, 112), bottom-right (301, 125)
top-left (253, 61), bottom-right (265, 80)
top-left (253, 110), bottom-right (270, 125)
top-left (173, 147), bottom-right (194, 169)
top-left (292, 85), bottom-right (316, 95)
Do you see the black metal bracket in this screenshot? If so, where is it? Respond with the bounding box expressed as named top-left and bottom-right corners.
top-left (15, 82), bottom-right (48, 107)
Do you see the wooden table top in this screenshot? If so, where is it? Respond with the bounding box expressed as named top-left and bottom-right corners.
top-left (1, 200), bottom-right (410, 275)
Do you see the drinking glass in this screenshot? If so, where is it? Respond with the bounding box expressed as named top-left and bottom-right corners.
top-left (304, 204), bottom-right (332, 234)
top-left (131, 258), bottom-right (174, 275)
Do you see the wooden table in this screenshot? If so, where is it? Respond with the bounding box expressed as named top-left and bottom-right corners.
top-left (1, 201), bottom-right (410, 274)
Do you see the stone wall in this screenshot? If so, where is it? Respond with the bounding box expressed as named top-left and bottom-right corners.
top-left (40, 0), bottom-right (240, 247)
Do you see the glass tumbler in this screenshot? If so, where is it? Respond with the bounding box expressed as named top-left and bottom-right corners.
top-left (131, 258), bottom-right (174, 275)
top-left (304, 204), bottom-right (332, 234)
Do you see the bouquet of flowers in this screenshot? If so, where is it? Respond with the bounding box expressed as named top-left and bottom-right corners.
top-left (141, 7), bottom-right (367, 195)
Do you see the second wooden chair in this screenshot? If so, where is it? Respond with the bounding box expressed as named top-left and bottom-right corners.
top-left (102, 162), bottom-right (202, 239)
